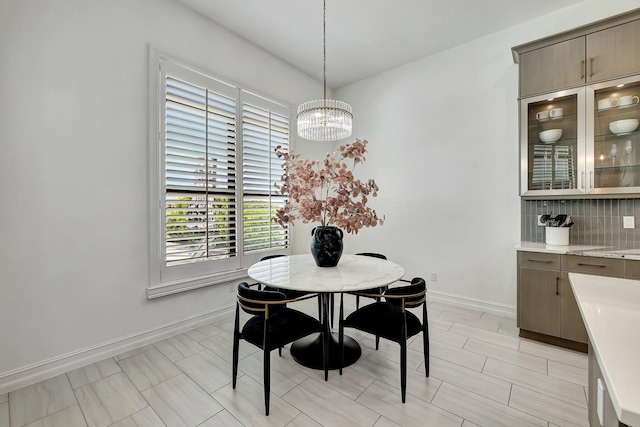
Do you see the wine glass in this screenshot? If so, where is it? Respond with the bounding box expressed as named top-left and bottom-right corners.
top-left (610, 143), bottom-right (618, 165)
top-left (626, 140), bottom-right (633, 164)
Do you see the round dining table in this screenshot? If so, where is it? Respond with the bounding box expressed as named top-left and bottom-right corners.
top-left (247, 253), bottom-right (405, 371)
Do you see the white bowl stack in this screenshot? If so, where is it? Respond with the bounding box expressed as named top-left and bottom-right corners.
top-left (609, 119), bottom-right (639, 136)
top-left (539, 129), bottom-right (562, 143)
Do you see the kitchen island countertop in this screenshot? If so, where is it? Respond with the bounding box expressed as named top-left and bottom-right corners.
top-left (569, 273), bottom-right (640, 426)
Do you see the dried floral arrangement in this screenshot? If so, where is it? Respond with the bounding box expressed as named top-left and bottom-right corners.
top-left (274, 139), bottom-right (383, 234)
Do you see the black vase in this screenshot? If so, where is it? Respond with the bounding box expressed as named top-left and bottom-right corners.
top-left (310, 226), bottom-right (344, 267)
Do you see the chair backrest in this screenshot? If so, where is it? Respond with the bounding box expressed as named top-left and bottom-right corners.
top-left (355, 252), bottom-right (387, 260)
top-left (237, 282), bottom-right (287, 317)
top-left (384, 277), bottom-right (426, 308)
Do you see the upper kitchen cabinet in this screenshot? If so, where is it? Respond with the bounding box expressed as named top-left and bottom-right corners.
top-left (515, 8), bottom-right (640, 197)
top-left (586, 19), bottom-right (640, 84)
top-left (513, 10), bottom-right (640, 98)
top-left (519, 38), bottom-right (585, 98)
top-left (588, 76), bottom-right (640, 194)
top-left (520, 87), bottom-right (585, 197)
top-left (521, 74), bottom-right (640, 197)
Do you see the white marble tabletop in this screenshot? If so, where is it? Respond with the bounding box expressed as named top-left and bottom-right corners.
top-left (568, 273), bottom-right (640, 426)
top-left (247, 254), bottom-right (405, 293)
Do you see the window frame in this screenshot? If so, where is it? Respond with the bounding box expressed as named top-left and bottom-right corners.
top-left (148, 48), bottom-right (291, 298)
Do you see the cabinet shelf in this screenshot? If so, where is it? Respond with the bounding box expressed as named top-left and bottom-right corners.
top-left (527, 112), bottom-right (579, 127)
top-left (595, 103), bottom-right (639, 116)
top-left (594, 163), bottom-right (640, 171)
top-left (594, 129), bottom-right (640, 140)
top-left (528, 138), bottom-right (578, 147)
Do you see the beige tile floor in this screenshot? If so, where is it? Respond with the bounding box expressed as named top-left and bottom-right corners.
top-left (1, 297), bottom-right (589, 427)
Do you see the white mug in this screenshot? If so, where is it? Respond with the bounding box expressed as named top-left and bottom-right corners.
top-left (550, 108), bottom-right (563, 120)
top-left (619, 95), bottom-right (639, 108)
top-left (598, 98), bottom-right (618, 110)
top-left (536, 110), bottom-right (549, 121)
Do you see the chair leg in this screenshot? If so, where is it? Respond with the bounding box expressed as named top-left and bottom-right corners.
top-left (264, 348), bottom-right (271, 415)
top-left (423, 302), bottom-right (430, 377)
top-left (400, 313), bottom-right (408, 403)
top-left (423, 328), bottom-right (430, 377)
top-left (375, 335), bottom-right (380, 350)
top-left (232, 305), bottom-right (240, 389)
top-left (338, 293), bottom-right (344, 375)
top-left (400, 340), bottom-right (407, 403)
top-left (317, 295), bottom-right (323, 322)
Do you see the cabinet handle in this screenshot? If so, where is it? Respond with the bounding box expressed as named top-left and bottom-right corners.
top-left (556, 277), bottom-right (559, 295)
top-left (581, 60), bottom-right (585, 80)
top-left (589, 57), bottom-right (594, 78)
top-left (577, 263), bottom-right (607, 268)
top-left (590, 171), bottom-right (593, 189)
top-left (527, 259), bottom-right (553, 263)
top-left (581, 171), bottom-right (585, 189)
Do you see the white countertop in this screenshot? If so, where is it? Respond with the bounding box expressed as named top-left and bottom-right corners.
top-left (515, 241), bottom-right (605, 254)
top-left (568, 273), bottom-right (640, 426)
top-left (515, 242), bottom-right (640, 260)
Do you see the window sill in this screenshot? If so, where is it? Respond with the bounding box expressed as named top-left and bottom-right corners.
top-left (147, 268), bottom-right (248, 299)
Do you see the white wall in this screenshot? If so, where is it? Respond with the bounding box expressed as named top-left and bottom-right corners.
top-left (1, 0), bottom-right (639, 392)
top-left (0, 0), bottom-right (322, 388)
top-left (332, 0), bottom-right (640, 311)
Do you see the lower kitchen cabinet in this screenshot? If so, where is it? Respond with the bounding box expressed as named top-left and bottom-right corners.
top-left (623, 259), bottom-right (640, 279)
top-left (519, 266), bottom-right (561, 337)
top-left (560, 272), bottom-right (589, 343)
top-left (517, 251), bottom-right (599, 350)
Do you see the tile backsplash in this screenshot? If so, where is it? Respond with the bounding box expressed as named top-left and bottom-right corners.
top-left (522, 199), bottom-right (640, 247)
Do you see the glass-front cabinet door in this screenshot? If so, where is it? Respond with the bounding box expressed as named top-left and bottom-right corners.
top-left (520, 87), bottom-right (586, 197)
top-left (587, 75), bottom-right (640, 194)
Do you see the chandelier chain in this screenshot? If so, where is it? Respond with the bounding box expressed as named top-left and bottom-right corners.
top-left (323, 0), bottom-right (327, 100)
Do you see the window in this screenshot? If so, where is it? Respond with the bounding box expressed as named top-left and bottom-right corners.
top-left (149, 52), bottom-right (290, 298)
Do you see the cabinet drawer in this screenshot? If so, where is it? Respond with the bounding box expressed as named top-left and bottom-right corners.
top-left (624, 260), bottom-right (640, 279)
top-left (518, 251), bottom-right (561, 269)
top-left (562, 255), bottom-right (624, 277)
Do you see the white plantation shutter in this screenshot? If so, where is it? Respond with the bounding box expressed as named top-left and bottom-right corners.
top-left (150, 54), bottom-right (291, 296)
top-left (242, 94), bottom-right (290, 253)
top-left (164, 75), bottom-right (238, 265)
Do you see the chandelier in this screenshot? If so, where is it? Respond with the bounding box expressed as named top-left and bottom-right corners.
top-left (297, 0), bottom-right (353, 141)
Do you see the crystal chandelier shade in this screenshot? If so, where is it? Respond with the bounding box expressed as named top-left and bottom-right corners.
top-left (297, 0), bottom-right (353, 141)
top-left (297, 99), bottom-right (353, 141)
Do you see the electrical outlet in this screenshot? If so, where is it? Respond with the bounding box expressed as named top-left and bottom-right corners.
top-left (623, 216), bottom-right (635, 229)
top-left (430, 272), bottom-right (437, 282)
top-left (537, 215), bottom-right (545, 226)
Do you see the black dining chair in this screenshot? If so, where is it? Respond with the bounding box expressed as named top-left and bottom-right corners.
top-left (259, 254), bottom-right (324, 324)
top-left (338, 277), bottom-right (429, 403)
top-left (232, 282), bottom-right (326, 415)
top-left (354, 252), bottom-right (389, 309)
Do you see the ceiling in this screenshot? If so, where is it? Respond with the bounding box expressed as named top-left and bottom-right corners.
top-left (175, 0), bottom-right (587, 89)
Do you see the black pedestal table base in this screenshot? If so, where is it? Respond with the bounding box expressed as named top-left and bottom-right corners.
top-left (290, 332), bottom-right (361, 370)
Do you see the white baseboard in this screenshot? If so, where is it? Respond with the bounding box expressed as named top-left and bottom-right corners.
top-left (426, 290), bottom-right (516, 318)
top-left (0, 306), bottom-right (234, 395)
